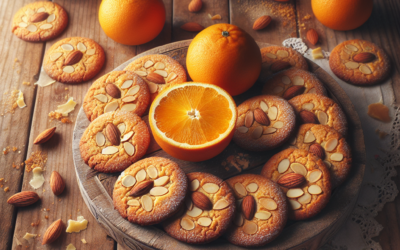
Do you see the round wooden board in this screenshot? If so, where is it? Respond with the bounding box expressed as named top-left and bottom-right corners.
top-left (72, 40), bottom-right (365, 250)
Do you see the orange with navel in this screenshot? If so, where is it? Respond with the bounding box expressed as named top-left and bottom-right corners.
top-left (186, 23), bottom-right (262, 96)
top-left (149, 83), bottom-right (237, 162)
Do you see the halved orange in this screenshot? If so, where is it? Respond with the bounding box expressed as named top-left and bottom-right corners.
top-left (149, 82), bottom-right (237, 162)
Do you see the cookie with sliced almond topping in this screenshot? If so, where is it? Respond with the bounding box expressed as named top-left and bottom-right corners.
top-left (294, 124), bottom-right (352, 188)
top-left (12, 1), bottom-right (68, 42)
top-left (262, 68), bottom-right (327, 98)
top-left (113, 157), bottom-right (188, 226)
top-left (288, 93), bottom-right (348, 136)
top-left (79, 110), bottom-right (150, 173)
top-left (163, 172), bottom-right (236, 244)
top-left (124, 54), bottom-right (187, 101)
top-left (233, 95), bottom-right (296, 151)
top-left (83, 71), bottom-right (150, 121)
top-left (329, 39), bottom-right (391, 85)
top-left (43, 37), bottom-right (105, 83)
top-left (261, 148), bottom-right (331, 220)
top-left (224, 174), bottom-right (288, 247)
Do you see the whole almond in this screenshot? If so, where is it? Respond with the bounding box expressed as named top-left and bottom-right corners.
top-left (277, 173), bottom-right (306, 188)
top-left (34, 127), bottom-right (56, 144)
top-left (283, 86), bottom-right (305, 100)
top-left (309, 143), bottom-right (325, 159)
top-left (147, 72), bottom-right (165, 84)
top-left (64, 50), bottom-right (83, 66)
top-left (50, 171), bottom-right (65, 196)
top-left (188, 0), bottom-right (202, 12)
top-left (191, 191), bottom-right (212, 210)
top-left (353, 52), bottom-right (375, 63)
top-left (181, 22), bottom-right (204, 32)
top-left (42, 219), bottom-right (64, 245)
top-left (242, 195), bottom-right (256, 220)
top-left (253, 108), bottom-right (270, 126)
top-left (129, 180), bottom-right (154, 197)
top-left (270, 60), bottom-right (291, 73)
top-left (307, 29), bottom-right (319, 45)
top-left (105, 83), bottom-right (121, 99)
top-left (106, 123), bottom-right (121, 146)
top-left (299, 110), bottom-right (318, 124)
top-left (253, 15), bottom-right (272, 30)
top-left (29, 12), bottom-right (49, 23)
top-left (7, 191), bottom-right (39, 207)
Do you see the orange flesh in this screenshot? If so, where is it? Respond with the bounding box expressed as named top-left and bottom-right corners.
top-left (154, 85), bottom-right (233, 145)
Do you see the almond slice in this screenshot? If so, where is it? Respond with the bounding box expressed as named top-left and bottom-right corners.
top-left (123, 142), bottom-right (135, 156)
top-left (154, 62), bottom-right (165, 70)
top-left (234, 182), bottom-right (247, 197)
top-left (237, 126), bottom-right (249, 133)
top-left (273, 86), bottom-right (284, 94)
top-left (77, 42), bottom-right (87, 52)
top-left (304, 130), bottom-right (316, 143)
top-left (255, 211), bottom-right (271, 220)
top-left (286, 188), bottom-right (304, 198)
top-left (282, 76), bottom-right (291, 85)
top-left (308, 185), bottom-right (322, 195)
top-left (244, 111), bottom-right (254, 128)
top-left (268, 106), bottom-right (278, 120)
top-left (325, 138), bottom-right (338, 152)
top-left (202, 183), bottom-right (219, 194)
top-left (302, 103), bottom-right (314, 111)
top-left (359, 64), bottom-right (372, 74)
top-left (187, 206), bottom-right (202, 217)
top-left (63, 66), bottom-right (75, 73)
top-left (190, 179), bottom-right (200, 191)
top-left (50, 52), bottom-right (63, 61)
top-left (260, 101), bottom-right (269, 112)
top-left (148, 82), bottom-right (158, 94)
top-left (121, 104), bottom-right (137, 112)
top-left (149, 187), bottom-right (168, 196)
top-left (144, 60), bottom-right (154, 68)
top-left (26, 24), bottom-right (38, 32)
top-left (290, 163), bottom-right (308, 176)
top-left (141, 195), bottom-right (153, 211)
top-left (317, 111), bottom-right (328, 125)
top-left (117, 123), bottom-right (126, 134)
top-left (61, 44), bottom-right (74, 51)
top-left (273, 121), bottom-right (284, 128)
top-left (197, 217), bottom-right (212, 227)
top-left (289, 199), bottom-right (301, 210)
top-left (127, 85), bottom-right (140, 95)
top-left (251, 126), bottom-right (263, 139)
top-left (147, 165), bottom-right (158, 179)
top-left (278, 159), bottom-right (290, 173)
top-left (127, 199), bottom-right (140, 206)
top-left (166, 72), bottom-right (177, 82)
top-left (22, 16), bottom-right (28, 23)
top-left (308, 169), bottom-right (322, 183)
top-left (308, 88), bottom-right (317, 94)
top-left (243, 222), bottom-right (258, 235)
top-left (104, 101), bottom-right (119, 113)
top-left (259, 198), bottom-right (277, 210)
top-left (234, 213), bottom-right (244, 226)
top-left (154, 70), bottom-right (168, 78)
top-left (345, 61), bottom-right (359, 69)
top-left (87, 49), bottom-right (96, 55)
top-left (292, 76), bottom-right (304, 86)
top-left (102, 146), bottom-right (119, 155)
top-left (246, 183), bottom-right (258, 193)
top-left (136, 169), bottom-right (147, 182)
top-left (94, 94), bottom-right (108, 103)
top-left (134, 70), bottom-right (147, 77)
top-left (276, 50), bottom-right (289, 58)
top-left (298, 192), bottom-right (312, 204)
top-left (95, 132), bottom-right (106, 146)
top-left (122, 96), bottom-right (136, 103)
top-left (121, 80), bottom-right (133, 89)
top-left (40, 24), bottom-right (52, 30)
top-left (121, 131), bottom-right (134, 142)
top-left (19, 22), bottom-right (28, 28)
top-left (213, 199), bottom-right (229, 210)
top-left (330, 153), bottom-right (344, 161)
top-left (154, 176), bottom-right (169, 186)
top-left (181, 218), bottom-right (195, 230)
top-left (266, 53), bottom-right (276, 59)
top-left (263, 127), bottom-right (277, 134)
top-left (47, 14), bottom-right (56, 22)
top-left (185, 198), bottom-right (193, 210)
top-left (37, 7), bottom-right (46, 12)
top-left (345, 44), bottom-right (358, 52)
top-left (121, 175), bottom-right (136, 187)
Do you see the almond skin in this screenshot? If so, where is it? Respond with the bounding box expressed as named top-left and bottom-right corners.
top-left (242, 195), bottom-right (256, 220)
top-left (129, 180), bottom-right (154, 197)
top-left (29, 12), bottom-right (49, 23)
top-left (7, 191), bottom-right (39, 207)
top-left (299, 110), bottom-right (318, 124)
top-left (253, 15), bottom-right (272, 30)
top-left (307, 29), bottom-right (319, 45)
top-left (50, 171), bottom-right (65, 196)
top-left (34, 127), bottom-right (56, 144)
top-left (353, 52), bottom-right (375, 63)
top-left (105, 123), bottom-right (121, 146)
top-left (147, 72), bottom-right (165, 84)
top-left (282, 86), bottom-right (305, 100)
top-left (64, 50), bottom-right (83, 66)
top-left (105, 83), bottom-right (121, 99)
top-left (42, 219), bottom-right (64, 245)
top-left (309, 143), bottom-right (325, 159)
top-left (270, 60), bottom-right (291, 73)
top-left (191, 191), bottom-right (212, 210)
top-left (188, 0), bottom-right (202, 12)
top-left (277, 173), bottom-right (306, 188)
top-left (180, 22), bottom-right (204, 32)
top-left (253, 108), bottom-right (270, 126)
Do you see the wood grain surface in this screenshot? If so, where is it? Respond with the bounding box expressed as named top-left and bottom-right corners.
top-left (0, 0), bottom-right (399, 250)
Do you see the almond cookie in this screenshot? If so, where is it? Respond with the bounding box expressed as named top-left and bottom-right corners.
top-left (261, 46), bottom-right (308, 77)
top-left (233, 95), bottom-right (296, 151)
top-left (79, 110), bottom-right (150, 173)
top-left (163, 172), bottom-right (236, 244)
top-left (288, 93), bottom-right (348, 136)
top-left (294, 124), bottom-right (352, 188)
top-left (224, 174), bottom-right (288, 247)
top-left (261, 148), bottom-right (331, 220)
top-left (113, 157), bottom-right (188, 226)
top-left (83, 71), bottom-right (150, 121)
top-left (43, 37), bottom-right (105, 84)
top-left (262, 68), bottom-right (327, 99)
top-left (329, 39), bottom-right (391, 85)
top-left (11, 1), bottom-right (68, 42)
top-left (124, 54), bottom-right (187, 101)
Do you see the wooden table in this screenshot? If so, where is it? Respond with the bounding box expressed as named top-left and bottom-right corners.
top-left (0, 0), bottom-right (399, 249)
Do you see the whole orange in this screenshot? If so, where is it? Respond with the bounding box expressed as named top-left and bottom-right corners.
top-left (99, 0), bottom-right (165, 45)
top-left (311, 0), bottom-right (373, 31)
top-left (186, 23), bottom-right (262, 96)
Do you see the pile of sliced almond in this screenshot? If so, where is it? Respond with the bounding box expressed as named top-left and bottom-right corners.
top-left (96, 123), bottom-right (136, 157)
top-left (18, 7), bottom-right (56, 33)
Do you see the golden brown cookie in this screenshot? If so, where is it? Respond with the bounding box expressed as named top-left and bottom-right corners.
top-left (83, 71), bottom-right (150, 121)
top-left (261, 46), bottom-right (308, 77)
top-left (224, 174), bottom-right (288, 247)
top-left (294, 124), bottom-right (352, 188)
top-left (113, 157), bottom-right (188, 226)
top-left (11, 1), bottom-right (68, 42)
top-left (329, 39), bottom-right (391, 85)
top-left (163, 172), bottom-right (236, 244)
top-left (233, 95), bottom-right (296, 151)
top-left (124, 54), bottom-right (187, 101)
top-left (79, 111), bottom-right (150, 173)
top-left (262, 68), bottom-right (327, 99)
top-left (289, 93), bottom-right (348, 136)
top-left (43, 37), bottom-right (105, 83)
top-left (261, 148), bottom-right (331, 220)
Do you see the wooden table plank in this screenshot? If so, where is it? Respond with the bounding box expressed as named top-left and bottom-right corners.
top-left (0, 0), bottom-right (46, 249)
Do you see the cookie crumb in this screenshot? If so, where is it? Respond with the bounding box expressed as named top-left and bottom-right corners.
top-left (4, 187), bottom-right (9, 192)
top-left (25, 151), bottom-right (47, 173)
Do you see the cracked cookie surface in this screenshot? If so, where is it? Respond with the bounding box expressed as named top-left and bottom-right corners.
top-left (113, 157), bottom-right (188, 226)
top-left (43, 37), bottom-right (105, 83)
top-left (163, 172), bottom-right (236, 244)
